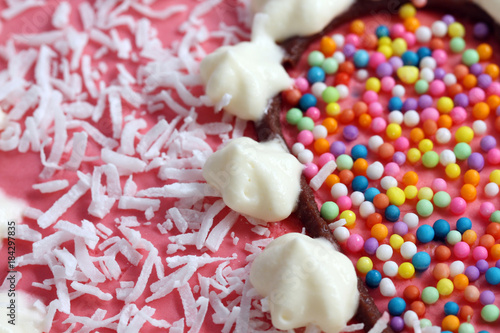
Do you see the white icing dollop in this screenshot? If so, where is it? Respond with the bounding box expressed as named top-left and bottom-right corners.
top-left (250, 233), bottom-right (359, 332)
top-left (472, 0), bottom-right (500, 24)
top-left (200, 37), bottom-right (292, 121)
top-left (202, 137), bottom-right (302, 222)
top-left (251, 0), bottom-right (355, 41)
top-left (0, 291), bottom-right (46, 332)
top-left (0, 190), bottom-right (26, 242)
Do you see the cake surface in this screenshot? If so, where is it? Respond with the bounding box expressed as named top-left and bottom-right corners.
top-left (0, 0), bottom-right (500, 332)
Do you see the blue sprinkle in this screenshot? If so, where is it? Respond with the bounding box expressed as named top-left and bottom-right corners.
top-left (416, 224), bottom-right (435, 243)
top-left (444, 301), bottom-right (459, 315)
top-left (353, 49), bottom-right (370, 68)
top-left (388, 96), bottom-right (403, 111)
top-left (364, 187), bottom-right (380, 202)
top-left (376, 25), bottom-right (390, 38)
top-left (388, 297), bottom-right (406, 316)
top-left (412, 252), bottom-right (431, 271)
top-left (298, 93), bottom-right (317, 111)
top-left (351, 144), bottom-right (368, 160)
top-left (351, 176), bottom-right (369, 193)
top-left (307, 66), bottom-right (326, 84)
top-left (366, 269), bottom-right (382, 288)
top-left (456, 217), bottom-right (472, 234)
top-left (401, 51), bottom-right (419, 66)
top-left (433, 219), bottom-right (450, 240)
top-left (385, 205), bottom-right (400, 222)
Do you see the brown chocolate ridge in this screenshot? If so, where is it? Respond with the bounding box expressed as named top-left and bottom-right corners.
top-left (255, 0), bottom-right (498, 331)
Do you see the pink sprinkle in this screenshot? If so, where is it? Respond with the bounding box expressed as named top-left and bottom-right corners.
top-left (318, 153), bottom-right (335, 167)
top-left (297, 130), bottom-right (314, 145)
top-left (479, 202), bottom-right (495, 219)
top-left (337, 196), bottom-right (352, 211)
top-left (432, 49), bottom-right (448, 66)
top-left (295, 77), bottom-right (309, 92)
top-left (487, 82), bottom-right (500, 95)
top-left (390, 24), bottom-right (405, 38)
top-left (369, 52), bottom-right (387, 69)
top-left (371, 117), bottom-right (387, 134)
top-left (381, 76), bottom-right (396, 92)
top-left (487, 148), bottom-right (500, 164)
top-left (306, 106), bottom-right (321, 120)
top-left (472, 246), bottom-right (488, 261)
top-left (368, 102), bottom-right (384, 117)
top-left (429, 80), bottom-right (446, 97)
top-left (450, 197), bottom-right (467, 215)
top-left (384, 162), bottom-right (400, 177)
top-left (420, 107), bottom-right (440, 122)
top-left (431, 178), bottom-right (447, 192)
top-left (469, 87), bottom-right (486, 104)
top-left (394, 137), bottom-right (409, 151)
top-left (345, 33), bottom-right (360, 47)
top-left (450, 106), bottom-right (467, 125)
top-left (413, 0), bottom-right (428, 8)
top-left (303, 163), bottom-right (319, 178)
top-left (403, 32), bottom-right (416, 47)
top-left (453, 241), bottom-right (470, 259)
top-left (363, 90), bottom-right (379, 104)
top-left (346, 233), bottom-right (364, 252)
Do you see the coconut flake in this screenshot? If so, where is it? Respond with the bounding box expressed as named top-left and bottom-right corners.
top-left (70, 281), bottom-right (112, 301)
top-left (118, 196), bottom-right (160, 212)
top-left (74, 237), bottom-right (106, 283)
top-left (37, 178), bottom-right (91, 229)
top-left (368, 312), bottom-right (390, 333)
top-left (310, 160), bottom-right (337, 191)
top-left (52, 1), bottom-right (71, 29)
top-left (196, 199), bottom-right (225, 249)
top-left (342, 323), bottom-right (365, 332)
top-left (205, 211), bottom-right (239, 252)
top-left (178, 283), bottom-right (197, 327)
top-left (137, 183), bottom-right (220, 198)
top-left (118, 118), bottom-right (147, 155)
top-left (125, 245), bottom-right (158, 303)
top-left (65, 132), bottom-right (88, 171)
top-left (101, 148), bottom-right (147, 174)
top-left (32, 179), bottom-right (70, 193)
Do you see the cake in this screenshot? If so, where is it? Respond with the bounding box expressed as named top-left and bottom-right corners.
top-left (0, 0), bottom-right (499, 332)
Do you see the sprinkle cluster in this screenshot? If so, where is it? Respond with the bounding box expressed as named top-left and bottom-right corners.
top-left (282, 4), bottom-right (500, 332)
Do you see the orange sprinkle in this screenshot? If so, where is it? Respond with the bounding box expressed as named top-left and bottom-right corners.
top-left (487, 95), bottom-right (500, 110)
top-left (325, 174), bottom-right (340, 188)
top-left (472, 102), bottom-right (490, 120)
top-left (339, 169), bottom-right (354, 185)
top-left (422, 119), bottom-right (437, 136)
top-left (464, 169), bottom-right (480, 186)
top-left (403, 233), bottom-right (416, 243)
top-left (350, 19), bottom-right (365, 35)
top-left (352, 158), bottom-right (368, 176)
top-left (453, 273), bottom-right (469, 290)
top-left (433, 263), bottom-right (450, 280)
top-left (429, 37), bottom-right (444, 50)
top-left (438, 114), bottom-right (453, 129)
top-left (335, 72), bottom-right (351, 85)
top-left (314, 138), bottom-right (330, 154)
top-left (477, 43), bottom-right (493, 61)
top-left (366, 213), bottom-right (382, 229)
top-left (339, 61), bottom-right (355, 75)
top-left (338, 109), bottom-right (355, 124)
top-left (454, 64), bottom-right (469, 80)
top-left (410, 301), bottom-right (426, 318)
top-left (371, 223), bottom-right (389, 241)
top-left (495, 116), bottom-right (500, 132)
top-left (410, 128), bottom-right (425, 143)
top-left (487, 222), bottom-right (500, 239)
top-left (447, 83), bottom-right (463, 97)
top-left (319, 36), bottom-right (336, 56)
top-left (485, 64), bottom-right (500, 80)
top-left (461, 184), bottom-right (477, 202)
top-left (322, 117), bottom-right (338, 134)
top-left (459, 305), bottom-right (474, 322)
top-left (490, 244), bottom-right (500, 260)
top-left (441, 315), bottom-right (460, 333)
top-left (479, 234), bottom-right (495, 249)
top-left (403, 285), bottom-right (420, 302)
top-left (404, 17), bottom-right (420, 32)
top-left (402, 171), bottom-right (419, 186)
top-left (378, 142), bottom-right (394, 159)
top-left (362, 33), bottom-right (378, 49)
top-left (463, 230), bottom-right (477, 246)
top-left (462, 74), bottom-right (477, 89)
top-left (435, 245), bottom-right (451, 261)
top-left (353, 101), bottom-right (368, 116)
top-left (358, 113), bottom-right (372, 128)
top-left (373, 193), bottom-right (390, 209)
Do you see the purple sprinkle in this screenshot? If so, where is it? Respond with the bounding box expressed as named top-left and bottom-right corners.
top-left (497, 106), bottom-right (500, 117)
top-left (343, 125), bottom-right (359, 141)
top-left (393, 221), bottom-right (408, 236)
top-left (393, 151), bottom-right (406, 166)
top-left (376, 62), bottom-right (393, 78)
top-left (465, 265), bottom-right (480, 281)
top-left (476, 259), bottom-right (490, 273)
top-left (343, 44), bottom-right (356, 58)
top-left (454, 93), bottom-right (469, 108)
top-left (497, 259), bottom-right (500, 268)
top-left (434, 68), bottom-right (446, 80)
top-left (390, 316), bottom-right (405, 332)
top-left (468, 152), bottom-right (485, 171)
top-left (364, 237), bottom-right (379, 255)
top-left (418, 95), bottom-right (433, 109)
top-left (330, 141), bottom-right (346, 157)
top-left (402, 98), bottom-right (418, 112)
top-left (473, 22), bottom-right (490, 39)
top-left (478, 74), bottom-right (492, 89)
top-left (480, 136), bottom-right (497, 152)
top-left (442, 14), bottom-right (455, 25)
top-left (480, 290), bottom-right (496, 305)
top-left (470, 63), bottom-right (483, 76)
top-left (388, 56), bottom-right (404, 71)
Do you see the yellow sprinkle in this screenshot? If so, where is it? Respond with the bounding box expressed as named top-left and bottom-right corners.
top-left (397, 66), bottom-right (420, 84)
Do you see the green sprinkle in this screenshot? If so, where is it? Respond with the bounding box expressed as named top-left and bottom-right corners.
top-left (454, 142), bottom-right (472, 160)
top-left (447, 230), bottom-right (462, 245)
top-left (449, 37), bottom-right (466, 53)
top-left (321, 201), bottom-right (339, 220)
top-left (336, 154), bottom-right (354, 171)
top-left (422, 151), bottom-right (439, 168)
top-left (414, 79), bottom-right (429, 94)
top-left (481, 304), bottom-right (500, 322)
top-left (322, 58), bottom-right (338, 74)
top-left (462, 49), bottom-right (480, 66)
top-left (322, 86), bottom-right (339, 103)
top-left (297, 117), bottom-right (314, 131)
top-left (286, 108), bottom-right (303, 125)
top-left (421, 286), bottom-right (439, 304)
top-left (458, 323), bottom-right (475, 333)
top-left (433, 191), bottom-right (451, 208)
top-left (419, 319), bottom-right (432, 329)
top-left (416, 199), bottom-right (433, 217)
top-left (490, 210), bottom-right (500, 223)
top-left (308, 51), bottom-right (325, 67)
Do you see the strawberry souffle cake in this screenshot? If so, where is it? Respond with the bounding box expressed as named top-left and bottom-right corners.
top-left (0, 0), bottom-right (500, 332)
